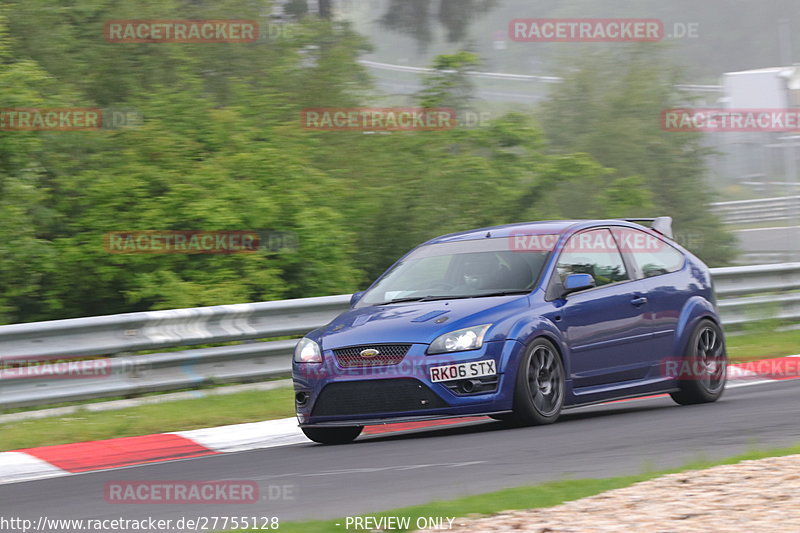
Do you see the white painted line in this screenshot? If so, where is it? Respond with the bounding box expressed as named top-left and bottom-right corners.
top-left (734, 226), bottom-right (800, 233)
top-left (0, 452), bottom-right (70, 485)
top-left (726, 379), bottom-right (781, 389)
top-left (173, 417), bottom-right (308, 453)
top-left (297, 461), bottom-right (488, 478)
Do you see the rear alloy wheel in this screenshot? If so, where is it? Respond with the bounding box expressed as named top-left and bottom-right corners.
top-left (670, 319), bottom-right (727, 405)
top-left (301, 425), bottom-right (363, 445)
top-left (510, 338), bottom-right (565, 425)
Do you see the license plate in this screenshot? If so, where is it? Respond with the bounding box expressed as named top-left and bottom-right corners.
top-left (430, 360), bottom-right (497, 383)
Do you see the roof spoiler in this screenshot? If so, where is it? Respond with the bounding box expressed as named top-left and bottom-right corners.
top-left (623, 217), bottom-right (673, 239)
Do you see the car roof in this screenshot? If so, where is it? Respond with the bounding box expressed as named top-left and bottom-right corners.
top-left (426, 219), bottom-right (651, 244)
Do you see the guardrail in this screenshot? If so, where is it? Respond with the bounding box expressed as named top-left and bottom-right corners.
top-left (710, 196), bottom-right (800, 225)
top-left (358, 59), bottom-right (723, 93)
top-left (0, 296), bottom-right (351, 409)
top-left (713, 263), bottom-right (800, 325)
top-left (1, 263), bottom-right (799, 409)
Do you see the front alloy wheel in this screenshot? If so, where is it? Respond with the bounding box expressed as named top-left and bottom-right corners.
top-left (510, 338), bottom-right (565, 425)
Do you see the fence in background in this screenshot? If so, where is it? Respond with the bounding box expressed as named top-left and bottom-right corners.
top-left (1, 263), bottom-right (799, 409)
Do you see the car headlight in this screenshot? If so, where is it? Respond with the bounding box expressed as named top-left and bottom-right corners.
top-left (427, 324), bottom-right (492, 355)
top-left (294, 337), bottom-right (322, 363)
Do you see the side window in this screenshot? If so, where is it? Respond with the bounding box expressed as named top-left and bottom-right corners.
top-left (613, 227), bottom-right (684, 278)
top-left (635, 244), bottom-right (684, 278)
top-left (556, 229), bottom-right (629, 288)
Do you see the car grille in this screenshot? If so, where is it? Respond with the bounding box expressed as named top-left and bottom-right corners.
top-left (332, 344), bottom-right (411, 368)
top-left (311, 378), bottom-right (447, 417)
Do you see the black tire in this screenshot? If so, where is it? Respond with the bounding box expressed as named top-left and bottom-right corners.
top-left (670, 319), bottom-right (727, 406)
top-left (509, 338), bottom-right (565, 426)
top-left (301, 425), bottom-right (363, 445)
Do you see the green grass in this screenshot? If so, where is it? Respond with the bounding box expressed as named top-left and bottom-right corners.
top-left (0, 328), bottom-right (796, 452)
top-left (265, 443), bottom-right (800, 533)
top-left (0, 387), bottom-right (295, 452)
top-left (726, 328), bottom-right (800, 362)
top-left (0, 378), bottom-right (288, 415)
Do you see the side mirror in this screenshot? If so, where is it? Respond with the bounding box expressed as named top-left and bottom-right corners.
top-left (563, 274), bottom-right (595, 296)
top-left (350, 291), bottom-right (365, 307)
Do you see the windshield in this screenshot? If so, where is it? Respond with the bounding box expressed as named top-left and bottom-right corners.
top-left (359, 238), bottom-right (550, 306)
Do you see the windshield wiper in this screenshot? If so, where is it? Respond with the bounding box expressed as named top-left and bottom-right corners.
top-left (375, 290), bottom-right (530, 305)
top-left (375, 295), bottom-right (450, 305)
top-left (428, 290), bottom-right (531, 300)
top-left (469, 290), bottom-right (531, 298)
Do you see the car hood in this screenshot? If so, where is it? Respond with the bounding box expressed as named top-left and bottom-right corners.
top-left (313, 295), bottom-right (530, 350)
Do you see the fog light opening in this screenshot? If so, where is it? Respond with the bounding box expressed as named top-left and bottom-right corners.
top-left (295, 391), bottom-right (309, 406)
top-left (458, 379), bottom-right (481, 394)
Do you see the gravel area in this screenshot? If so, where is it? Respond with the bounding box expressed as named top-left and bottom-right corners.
top-left (420, 454), bottom-right (800, 532)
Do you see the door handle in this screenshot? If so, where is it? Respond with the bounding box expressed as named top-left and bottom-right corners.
top-left (631, 296), bottom-right (648, 306)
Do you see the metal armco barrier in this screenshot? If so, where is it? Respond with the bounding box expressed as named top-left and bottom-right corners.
top-left (711, 196), bottom-right (800, 225)
top-left (1, 264), bottom-right (799, 409)
top-left (357, 60), bottom-right (723, 93)
top-left (0, 296), bottom-right (350, 409)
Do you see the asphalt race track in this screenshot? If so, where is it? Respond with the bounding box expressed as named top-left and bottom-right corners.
top-left (3, 380), bottom-right (799, 530)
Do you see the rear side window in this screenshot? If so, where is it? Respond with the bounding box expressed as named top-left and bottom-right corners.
top-left (555, 228), bottom-right (629, 288)
top-left (613, 227), bottom-right (684, 278)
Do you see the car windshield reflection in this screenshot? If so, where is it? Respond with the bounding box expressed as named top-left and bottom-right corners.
top-left (359, 238), bottom-right (550, 307)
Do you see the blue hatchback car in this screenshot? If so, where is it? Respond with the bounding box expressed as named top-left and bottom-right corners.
top-left (292, 218), bottom-right (727, 444)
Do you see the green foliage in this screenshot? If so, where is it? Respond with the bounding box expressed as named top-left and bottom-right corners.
top-left (1, 1), bottom-right (369, 322)
top-left (0, 11), bottom-right (59, 324)
top-left (418, 51), bottom-right (480, 111)
top-left (0, 5), bottom-right (735, 324)
top-left (540, 45), bottom-right (736, 264)
top-left (379, 0), bottom-right (502, 52)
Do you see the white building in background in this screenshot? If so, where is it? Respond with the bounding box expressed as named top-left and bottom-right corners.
top-left (722, 66), bottom-right (800, 109)
top-left (711, 65), bottom-right (800, 193)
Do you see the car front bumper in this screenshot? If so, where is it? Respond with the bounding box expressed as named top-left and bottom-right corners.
top-left (292, 339), bottom-right (525, 426)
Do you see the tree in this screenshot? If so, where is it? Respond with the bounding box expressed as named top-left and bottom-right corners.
top-left (0, 10), bottom-right (59, 324)
top-left (437, 0), bottom-right (502, 43)
top-left (539, 45), bottom-right (736, 264)
top-left (418, 51), bottom-right (480, 113)
top-left (379, 0), bottom-right (502, 52)
top-left (0, 0), bottom-right (370, 322)
top-left (311, 53), bottom-right (628, 281)
top-left (318, 0), bottom-right (332, 19)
